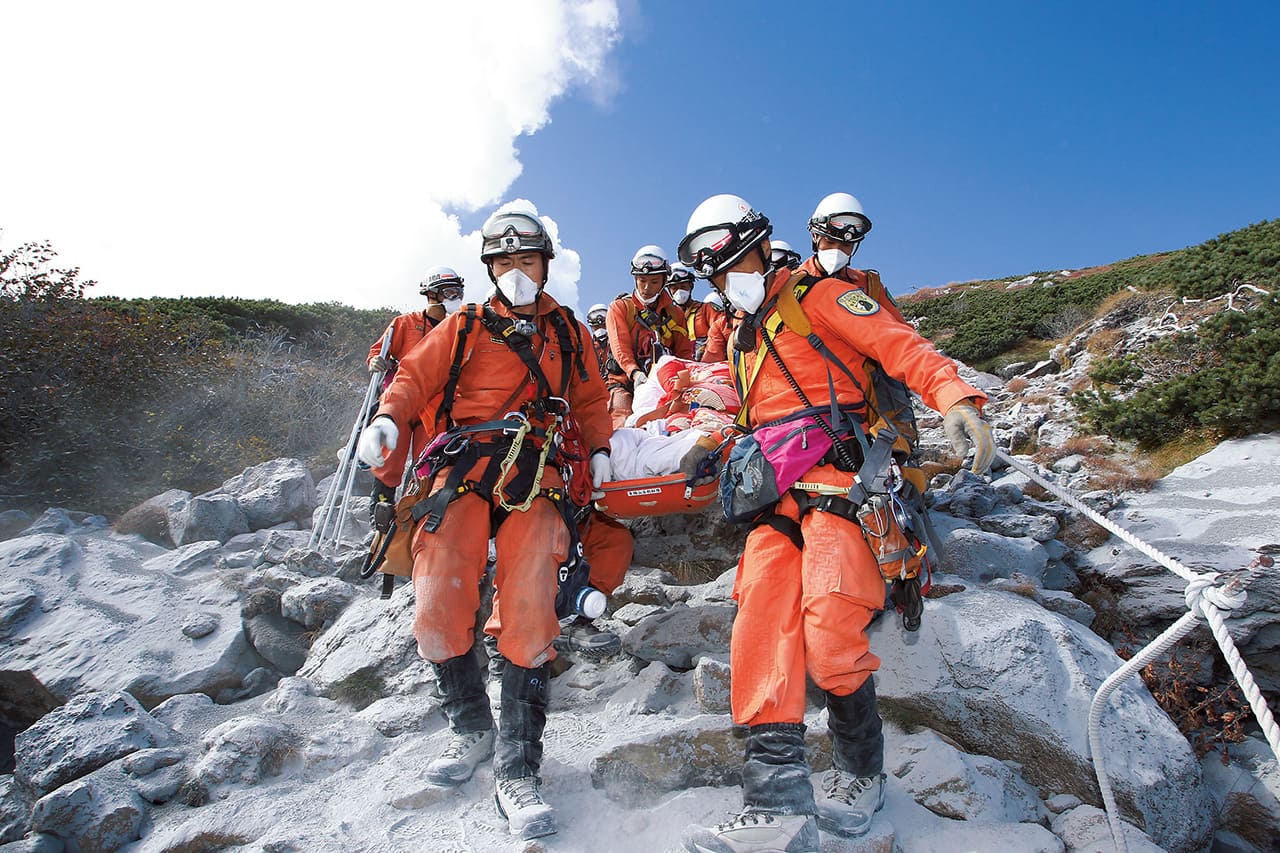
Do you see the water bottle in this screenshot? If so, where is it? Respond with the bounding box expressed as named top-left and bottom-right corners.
top-left (572, 586), bottom-right (606, 619)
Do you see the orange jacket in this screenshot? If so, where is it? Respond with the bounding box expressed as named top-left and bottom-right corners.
top-left (376, 294), bottom-right (612, 455)
top-left (686, 301), bottom-right (717, 341)
top-left (796, 258), bottom-right (907, 325)
top-left (605, 291), bottom-right (693, 380)
top-left (733, 269), bottom-right (984, 427)
top-left (700, 311), bottom-right (730, 363)
top-left (367, 310), bottom-right (440, 367)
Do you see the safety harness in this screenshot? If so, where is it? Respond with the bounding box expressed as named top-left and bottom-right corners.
top-left (366, 302), bottom-right (596, 601)
top-left (731, 274), bottom-right (937, 629)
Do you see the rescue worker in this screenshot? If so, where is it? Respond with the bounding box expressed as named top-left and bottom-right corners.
top-left (365, 266), bottom-right (465, 506)
top-left (667, 261), bottom-right (697, 312)
top-left (586, 302), bottom-right (611, 377)
top-left (796, 192), bottom-right (932, 503)
top-left (699, 294), bottom-right (732, 364)
top-left (604, 245), bottom-right (694, 426)
top-left (357, 206), bottom-right (612, 840)
top-left (675, 195), bottom-right (996, 853)
top-left (769, 239), bottom-right (802, 272)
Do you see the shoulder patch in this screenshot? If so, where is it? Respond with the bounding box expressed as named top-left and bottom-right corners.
top-left (836, 289), bottom-right (881, 317)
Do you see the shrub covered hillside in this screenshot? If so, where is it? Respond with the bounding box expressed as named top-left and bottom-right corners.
top-left (899, 218), bottom-right (1279, 370)
top-left (0, 237), bottom-right (392, 516)
top-left (899, 219), bottom-right (1280, 450)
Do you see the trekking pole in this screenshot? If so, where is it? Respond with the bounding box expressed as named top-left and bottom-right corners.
top-left (310, 326), bottom-right (392, 551)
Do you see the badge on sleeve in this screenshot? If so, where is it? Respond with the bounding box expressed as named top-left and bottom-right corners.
top-left (837, 289), bottom-right (881, 316)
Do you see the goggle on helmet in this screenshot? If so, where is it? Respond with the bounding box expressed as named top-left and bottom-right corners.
top-left (807, 210), bottom-right (872, 244)
top-left (479, 212), bottom-right (556, 262)
top-left (667, 263), bottom-right (695, 288)
top-left (677, 209), bottom-right (773, 279)
top-left (630, 253), bottom-right (671, 276)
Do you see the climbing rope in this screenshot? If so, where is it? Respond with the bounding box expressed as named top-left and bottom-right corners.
top-left (994, 449), bottom-right (1279, 853)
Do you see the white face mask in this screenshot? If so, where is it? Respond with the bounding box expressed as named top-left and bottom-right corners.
top-left (592, 327), bottom-right (608, 342)
top-left (671, 288), bottom-right (691, 306)
top-left (818, 248), bottom-right (850, 275)
top-left (724, 271), bottom-right (767, 314)
top-left (636, 289), bottom-right (660, 305)
top-left (443, 297), bottom-right (463, 314)
top-left (496, 269), bottom-right (540, 307)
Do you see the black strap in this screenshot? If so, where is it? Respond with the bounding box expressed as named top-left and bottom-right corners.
top-left (437, 305), bottom-right (478, 429)
top-left (380, 574), bottom-right (396, 599)
top-left (759, 324), bottom-right (864, 471)
top-left (759, 514), bottom-right (803, 551)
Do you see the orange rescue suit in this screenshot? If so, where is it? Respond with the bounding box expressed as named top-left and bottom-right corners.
top-left (367, 310), bottom-right (441, 489)
top-left (727, 268), bottom-right (985, 726)
top-left (375, 294), bottom-right (611, 670)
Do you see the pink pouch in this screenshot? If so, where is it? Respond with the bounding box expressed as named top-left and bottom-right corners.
top-left (751, 415), bottom-right (834, 494)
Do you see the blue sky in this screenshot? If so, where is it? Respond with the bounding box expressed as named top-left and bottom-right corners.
top-left (495, 1), bottom-right (1280, 309)
top-left (2, 2), bottom-right (1275, 312)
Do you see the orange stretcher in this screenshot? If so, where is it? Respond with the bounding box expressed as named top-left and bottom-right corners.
top-left (594, 474), bottom-right (722, 518)
top-left (593, 430), bottom-right (741, 519)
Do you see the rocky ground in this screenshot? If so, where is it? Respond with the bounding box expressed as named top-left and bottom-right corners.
top-left (1, 412), bottom-right (1278, 851)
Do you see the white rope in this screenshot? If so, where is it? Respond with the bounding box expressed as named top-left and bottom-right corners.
top-left (992, 449), bottom-right (1279, 850)
top-left (997, 451), bottom-right (1198, 583)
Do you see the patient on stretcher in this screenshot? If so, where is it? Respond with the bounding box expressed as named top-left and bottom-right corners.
top-left (608, 356), bottom-right (741, 481)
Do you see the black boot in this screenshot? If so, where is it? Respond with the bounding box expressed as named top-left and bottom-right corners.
top-left (681, 723), bottom-right (818, 852)
top-left (825, 679), bottom-right (883, 776)
top-left (494, 661), bottom-right (555, 838)
top-left (742, 723), bottom-right (817, 816)
top-left (817, 679), bottom-right (887, 837)
top-left (426, 653), bottom-right (494, 785)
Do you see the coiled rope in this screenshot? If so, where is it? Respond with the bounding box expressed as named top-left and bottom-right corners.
top-left (995, 449), bottom-right (1278, 852)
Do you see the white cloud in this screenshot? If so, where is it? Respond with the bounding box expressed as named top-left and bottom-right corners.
top-left (0, 0), bottom-right (619, 313)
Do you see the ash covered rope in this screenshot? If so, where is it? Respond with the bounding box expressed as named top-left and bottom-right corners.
top-left (994, 449), bottom-right (1279, 853)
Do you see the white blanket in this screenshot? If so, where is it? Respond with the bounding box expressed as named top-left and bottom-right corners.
top-left (608, 427), bottom-right (706, 480)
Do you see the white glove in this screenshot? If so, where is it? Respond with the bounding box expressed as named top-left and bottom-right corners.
top-left (943, 401), bottom-right (996, 475)
top-left (589, 450), bottom-right (612, 499)
top-left (630, 369), bottom-right (647, 387)
top-left (357, 416), bottom-right (399, 468)
top-left (369, 355), bottom-right (390, 374)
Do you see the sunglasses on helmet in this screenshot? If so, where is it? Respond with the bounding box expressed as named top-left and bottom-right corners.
top-left (808, 212), bottom-right (871, 243)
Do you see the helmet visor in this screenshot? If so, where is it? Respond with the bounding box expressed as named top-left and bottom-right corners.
top-left (481, 212), bottom-right (552, 257)
top-left (587, 310), bottom-right (606, 326)
top-left (808, 212), bottom-right (871, 243)
top-left (630, 253), bottom-right (670, 275)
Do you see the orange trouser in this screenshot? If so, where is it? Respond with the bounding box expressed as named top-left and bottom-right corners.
top-left (731, 464), bottom-right (886, 727)
top-left (410, 463), bottom-right (567, 669)
top-left (583, 511), bottom-right (633, 596)
top-left (373, 421), bottom-right (428, 489)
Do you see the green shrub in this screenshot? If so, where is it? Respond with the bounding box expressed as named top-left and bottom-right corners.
top-left (1073, 295), bottom-right (1280, 447)
top-left (0, 235), bottom-right (395, 514)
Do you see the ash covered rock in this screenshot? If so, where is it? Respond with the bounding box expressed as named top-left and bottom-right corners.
top-left (14, 692), bottom-right (175, 798)
top-left (873, 589), bottom-right (1212, 852)
top-left (218, 458), bottom-right (317, 531)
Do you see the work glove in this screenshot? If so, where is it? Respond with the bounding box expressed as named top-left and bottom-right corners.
top-left (590, 450), bottom-right (612, 500)
top-left (368, 355), bottom-right (390, 374)
top-left (630, 369), bottom-right (647, 387)
top-left (943, 400), bottom-right (995, 475)
top-left (357, 416), bottom-right (399, 468)
top-left (678, 434), bottom-right (723, 486)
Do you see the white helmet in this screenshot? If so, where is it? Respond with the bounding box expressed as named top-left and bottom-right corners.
top-left (479, 209), bottom-right (555, 262)
top-left (704, 290), bottom-right (725, 308)
top-left (587, 303), bottom-right (608, 325)
top-left (419, 265), bottom-right (464, 295)
top-left (808, 192), bottom-right (872, 249)
top-left (768, 240), bottom-right (802, 271)
top-left (678, 194), bottom-right (772, 278)
top-left (630, 244), bottom-right (670, 276)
